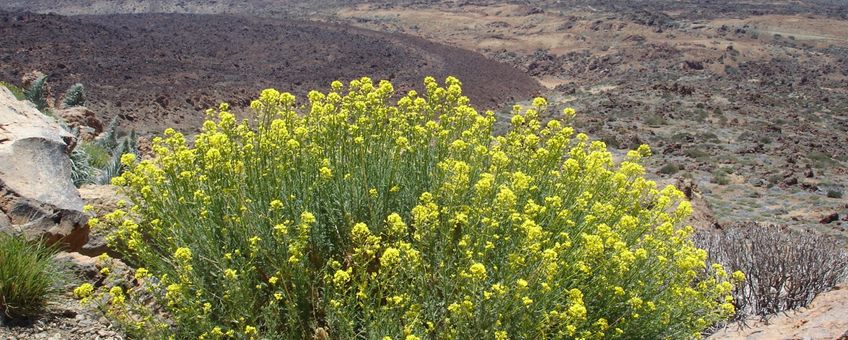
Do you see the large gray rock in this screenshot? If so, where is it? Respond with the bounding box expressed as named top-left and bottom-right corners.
top-left (0, 87), bottom-right (89, 250)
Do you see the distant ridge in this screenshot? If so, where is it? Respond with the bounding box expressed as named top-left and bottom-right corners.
top-left (0, 12), bottom-right (543, 133)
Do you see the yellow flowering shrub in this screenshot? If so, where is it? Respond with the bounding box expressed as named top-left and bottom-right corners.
top-left (94, 77), bottom-right (738, 338)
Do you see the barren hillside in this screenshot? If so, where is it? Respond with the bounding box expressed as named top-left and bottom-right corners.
top-left (0, 11), bottom-right (543, 133)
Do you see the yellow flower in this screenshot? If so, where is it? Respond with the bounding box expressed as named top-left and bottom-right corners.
top-left (516, 279), bottom-right (528, 290)
top-left (333, 269), bottom-right (350, 287)
top-left (73, 283), bottom-right (94, 299)
top-left (134, 267), bottom-right (149, 280)
top-left (614, 286), bottom-right (625, 296)
top-left (173, 247), bottom-right (192, 262)
top-left (224, 269), bottom-right (238, 280)
top-left (109, 286), bottom-right (125, 305)
top-left (382, 247), bottom-right (401, 266)
top-left (301, 211), bottom-right (317, 224)
top-left (351, 223), bottom-right (370, 238)
top-left (319, 166), bottom-right (333, 179)
top-left (120, 153), bottom-right (136, 166)
top-left (387, 213), bottom-right (406, 235)
top-left (244, 325), bottom-right (257, 335)
top-left (469, 262), bottom-right (487, 280)
top-left (269, 200), bottom-right (284, 211)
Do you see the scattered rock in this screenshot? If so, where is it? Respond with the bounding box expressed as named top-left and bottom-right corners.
top-left (0, 87), bottom-right (89, 251)
top-left (820, 212), bottom-right (840, 224)
top-left (683, 60), bottom-right (704, 70)
top-left (0, 293), bottom-right (120, 339)
top-left (54, 251), bottom-right (133, 289)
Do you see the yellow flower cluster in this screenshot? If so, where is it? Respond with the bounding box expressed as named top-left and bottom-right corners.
top-left (95, 76), bottom-right (738, 338)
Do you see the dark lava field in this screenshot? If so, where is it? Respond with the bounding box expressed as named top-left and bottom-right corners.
top-left (0, 12), bottom-right (543, 132)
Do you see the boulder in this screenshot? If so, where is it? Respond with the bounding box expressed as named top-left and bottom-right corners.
top-left (56, 106), bottom-right (104, 141)
top-left (0, 87), bottom-right (89, 251)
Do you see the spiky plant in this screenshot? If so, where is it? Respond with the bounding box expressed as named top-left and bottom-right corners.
top-left (96, 116), bottom-right (120, 150)
top-left (62, 83), bottom-right (86, 108)
top-left (70, 145), bottom-right (96, 187)
top-left (25, 75), bottom-right (49, 112)
top-left (96, 133), bottom-right (139, 185)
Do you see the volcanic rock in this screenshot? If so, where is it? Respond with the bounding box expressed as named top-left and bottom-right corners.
top-left (0, 86), bottom-right (89, 250)
top-left (820, 212), bottom-right (840, 224)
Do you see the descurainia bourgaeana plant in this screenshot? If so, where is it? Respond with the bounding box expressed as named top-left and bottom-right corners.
top-left (90, 77), bottom-right (741, 339)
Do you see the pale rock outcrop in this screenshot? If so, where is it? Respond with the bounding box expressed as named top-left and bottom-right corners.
top-left (0, 86), bottom-right (89, 250)
top-left (56, 106), bottom-right (104, 141)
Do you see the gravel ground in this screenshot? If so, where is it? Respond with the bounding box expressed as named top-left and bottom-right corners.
top-left (0, 293), bottom-right (122, 340)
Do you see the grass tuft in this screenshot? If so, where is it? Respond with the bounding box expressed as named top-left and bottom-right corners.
top-left (0, 234), bottom-right (65, 321)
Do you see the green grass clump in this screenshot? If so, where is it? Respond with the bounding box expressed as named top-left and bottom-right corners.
top-left (711, 168), bottom-right (733, 186)
top-left (658, 162), bottom-right (681, 175)
top-left (90, 77), bottom-right (739, 338)
top-left (0, 234), bottom-right (64, 320)
top-left (0, 81), bottom-right (26, 101)
top-left (807, 151), bottom-right (837, 169)
top-left (684, 148), bottom-right (710, 160)
top-left (79, 142), bottom-right (111, 169)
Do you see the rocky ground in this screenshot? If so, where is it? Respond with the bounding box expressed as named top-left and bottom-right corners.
top-left (0, 292), bottom-right (120, 340)
top-left (307, 1), bottom-right (848, 236)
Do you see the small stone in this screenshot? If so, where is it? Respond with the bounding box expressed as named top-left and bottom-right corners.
top-left (820, 213), bottom-right (839, 224)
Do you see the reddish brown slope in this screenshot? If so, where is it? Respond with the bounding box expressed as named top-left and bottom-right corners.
top-left (0, 12), bottom-right (543, 133)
